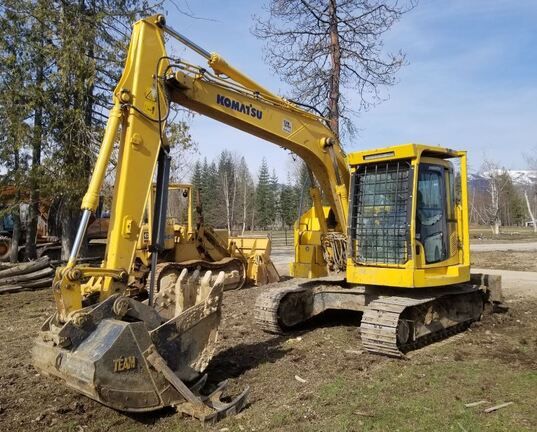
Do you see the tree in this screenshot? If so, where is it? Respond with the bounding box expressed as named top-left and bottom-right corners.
top-left (477, 161), bottom-right (513, 235)
top-left (0, 4), bottom-right (32, 262)
top-left (255, 158), bottom-right (274, 229)
top-left (235, 157), bottom-right (255, 234)
top-left (269, 169), bottom-right (280, 226)
top-left (279, 180), bottom-right (299, 229)
top-left (217, 151), bottom-right (238, 234)
top-left (525, 153), bottom-right (537, 232)
top-left (253, 0), bottom-right (415, 137)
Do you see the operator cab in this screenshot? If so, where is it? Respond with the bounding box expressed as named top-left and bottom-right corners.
top-left (346, 144), bottom-right (470, 288)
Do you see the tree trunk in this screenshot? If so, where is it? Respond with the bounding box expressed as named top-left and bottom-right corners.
top-left (9, 150), bottom-right (21, 264)
top-left (231, 171), bottom-right (237, 235)
top-left (524, 190), bottom-right (537, 233)
top-left (242, 179), bottom-right (248, 235)
top-left (250, 185), bottom-right (256, 232)
top-left (328, 0), bottom-right (341, 137)
top-left (25, 14), bottom-right (46, 261)
top-left (222, 172), bottom-right (232, 235)
top-left (25, 106), bottom-right (43, 261)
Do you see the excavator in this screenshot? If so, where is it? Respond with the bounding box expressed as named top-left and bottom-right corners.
top-left (32, 14), bottom-right (503, 421)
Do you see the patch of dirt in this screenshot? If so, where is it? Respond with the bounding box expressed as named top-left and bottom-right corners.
top-left (471, 251), bottom-right (537, 271)
top-left (1, 282), bottom-right (536, 431)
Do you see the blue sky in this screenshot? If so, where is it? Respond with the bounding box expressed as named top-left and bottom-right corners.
top-left (165, 0), bottom-right (537, 180)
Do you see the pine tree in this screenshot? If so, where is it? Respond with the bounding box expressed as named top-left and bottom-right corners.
top-left (191, 160), bottom-right (203, 194)
top-left (0, 3), bottom-right (32, 262)
top-left (255, 159), bottom-right (272, 229)
top-left (269, 169), bottom-right (280, 227)
top-left (295, 161), bottom-right (312, 218)
top-left (279, 178), bottom-right (299, 229)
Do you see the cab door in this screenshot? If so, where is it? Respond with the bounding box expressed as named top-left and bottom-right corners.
top-left (416, 163), bottom-right (449, 264)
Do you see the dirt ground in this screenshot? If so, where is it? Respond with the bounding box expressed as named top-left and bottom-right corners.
top-left (472, 251), bottom-right (537, 272)
top-left (1, 277), bottom-right (537, 432)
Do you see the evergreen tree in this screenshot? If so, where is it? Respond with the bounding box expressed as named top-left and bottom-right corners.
top-left (0, 4), bottom-right (32, 261)
top-left (191, 160), bottom-right (203, 195)
top-left (295, 161), bottom-right (312, 218)
top-left (279, 181), bottom-right (299, 229)
top-left (255, 158), bottom-right (273, 229)
top-left (269, 169), bottom-right (280, 227)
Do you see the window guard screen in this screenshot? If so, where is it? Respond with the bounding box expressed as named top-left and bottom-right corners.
top-left (349, 161), bottom-right (411, 265)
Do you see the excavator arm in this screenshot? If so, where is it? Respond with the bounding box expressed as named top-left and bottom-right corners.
top-left (53, 16), bottom-right (170, 319)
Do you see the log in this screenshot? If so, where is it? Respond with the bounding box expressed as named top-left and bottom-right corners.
top-left (0, 277), bottom-right (53, 295)
top-left (484, 402), bottom-right (513, 413)
top-left (0, 267), bottom-right (54, 286)
top-left (0, 257), bottom-right (50, 279)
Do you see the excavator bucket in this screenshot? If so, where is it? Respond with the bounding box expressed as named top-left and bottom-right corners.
top-left (228, 236), bottom-right (280, 286)
top-left (32, 270), bottom-right (248, 421)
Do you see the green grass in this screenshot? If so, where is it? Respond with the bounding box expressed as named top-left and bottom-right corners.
top-left (242, 357), bottom-right (536, 432)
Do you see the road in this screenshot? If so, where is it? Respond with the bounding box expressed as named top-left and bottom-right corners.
top-left (470, 242), bottom-right (537, 252)
top-left (473, 268), bottom-right (537, 299)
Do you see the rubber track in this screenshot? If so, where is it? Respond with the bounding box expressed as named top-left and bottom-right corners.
top-left (254, 285), bottom-right (307, 334)
top-left (361, 291), bottom-right (479, 357)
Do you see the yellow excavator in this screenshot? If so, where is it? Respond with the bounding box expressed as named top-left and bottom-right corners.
top-left (32, 14), bottom-right (503, 421)
top-left (127, 183), bottom-right (279, 295)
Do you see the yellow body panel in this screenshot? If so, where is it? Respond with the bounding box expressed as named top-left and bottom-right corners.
top-left (290, 206), bottom-right (331, 278)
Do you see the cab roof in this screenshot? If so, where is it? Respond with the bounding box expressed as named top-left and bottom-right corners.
top-left (347, 143), bottom-right (464, 166)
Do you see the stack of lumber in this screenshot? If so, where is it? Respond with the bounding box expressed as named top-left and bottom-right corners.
top-left (0, 257), bottom-right (54, 294)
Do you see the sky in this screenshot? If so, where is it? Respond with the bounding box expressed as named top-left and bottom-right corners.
top-left (164, 0), bottom-right (537, 180)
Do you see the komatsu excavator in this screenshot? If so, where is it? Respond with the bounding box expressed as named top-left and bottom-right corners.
top-left (33, 14), bottom-right (503, 421)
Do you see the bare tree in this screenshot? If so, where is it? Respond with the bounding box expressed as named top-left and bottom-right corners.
top-left (253, 0), bottom-right (415, 138)
top-left (481, 161), bottom-right (511, 235)
top-left (236, 157), bottom-right (255, 235)
top-left (525, 152), bottom-right (537, 232)
top-left (524, 190), bottom-right (536, 233)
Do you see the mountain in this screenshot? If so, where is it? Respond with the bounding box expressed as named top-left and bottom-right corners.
top-left (469, 170), bottom-right (537, 188)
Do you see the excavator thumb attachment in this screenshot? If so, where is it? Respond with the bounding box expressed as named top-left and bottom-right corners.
top-left (32, 270), bottom-right (248, 421)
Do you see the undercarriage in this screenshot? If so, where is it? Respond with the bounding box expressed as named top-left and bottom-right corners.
top-left (255, 273), bottom-right (505, 357)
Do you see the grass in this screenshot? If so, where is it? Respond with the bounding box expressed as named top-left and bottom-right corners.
top-left (243, 357), bottom-right (536, 432)
top-left (469, 225), bottom-right (537, 241)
